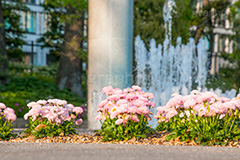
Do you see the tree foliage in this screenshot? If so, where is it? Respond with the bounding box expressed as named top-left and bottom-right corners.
top-left (212, 1), bottom-right (240, 91)
top-left (134, 0), bottom-right (195, 46)
top-left (2, 0), bottom-right (28, 61)
top-left (40, 0), bottom-right (88, 97)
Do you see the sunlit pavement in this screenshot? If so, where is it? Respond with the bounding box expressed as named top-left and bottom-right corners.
top-left (0, 142), bottom-right (240, 160)
top-left (1, 129), bottom-right (239, 160)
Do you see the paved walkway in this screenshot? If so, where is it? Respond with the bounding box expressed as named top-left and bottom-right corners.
top-left (1, 128), bottom-right (238, 160)
top-left (0, 142), bottom-right (240, 160)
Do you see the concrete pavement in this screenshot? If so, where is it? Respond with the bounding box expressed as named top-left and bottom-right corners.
top-left (0, 142), bottom-right (240, 160)
top-left (2, 128), bottom-right (239, 160)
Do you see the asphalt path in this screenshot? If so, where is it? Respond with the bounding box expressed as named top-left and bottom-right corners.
top-left (0, 142), bottom-right (240, 160)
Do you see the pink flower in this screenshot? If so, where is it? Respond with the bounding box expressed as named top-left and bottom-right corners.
top-left (102, 86), bottom-right (113, 95)
top-left (145, 93), bottom-right (154, 99)
top-left (37, 100), bottom-right (47, 105)
top-left (132, 99), bottom-right (145, 107)
top-left (219, 114), bottom-right (225, 119)
top-left (67, 104), bottom-right (75, 110)
top-left (115, 119), bottom-right (123, 125)
top-left (137, 106), bottom-right (150, 115)
top-left (190, 90), bottom-right (200, 95)
top-left (138, 96), bottom-right (149, 102)
top-left (75, 119), bottom-right (83, 125)
top-left (118, 105), bottom-right (128, 113)
top-left (183, 99), bottom-right (196, 109)
top-left (73, 107), bottom-right (84, 114)
top-left (132, 85), bottom-right (142, 91)
top-left (0, 103), bottom-right (6, 109)
top-left (223, 101), bottom-right (236, 110)
top-left (198, 92), bottom-right (216, 102)
top-left (126, 93), bottom-right (137, 100)
top-left (107, 95), bottom-right (121, 101)
top-left (127, 106), bottom-right (138, 114)
top-left (27, 102), bottom-right (39, 108)
top-left (97, 86), bottom-right (155, 126)
top-left (221, 97), bottom-right (230, 103)
top-left (95, 114), bottom-right (102, 120)
top-left (45, 109), bottom-right (58, 121)
top-left (123, 88), bottom-right (134, 94)
top-left (98, 100), bottom-right (108, 108)
top-left (165, 109), bottom-right (178, 120)
top-left (131, 114), bottom-right (139, 122)
top-left (116, 99), bottom-right (128, 106)
top-left (166, 95), bottom-right (182, 107)
top-left (147, 101), bottom-right (155, 108)
top-left (110, 111), bottom-right (119, 119)
top-left (4, 107), bottom-right (15, 115)
top-left (28, 107), bottom-right (41, 117)
top-left (24, 113), bottom-right (29, 120)
top-left (112, 88), bottom-right (123, 95)
top-left (197, 107), bottom-right (207, 117)
top-left (31, 104), bottom-right (42, 110)
top-left (5, 112), bottom-right (17, 122)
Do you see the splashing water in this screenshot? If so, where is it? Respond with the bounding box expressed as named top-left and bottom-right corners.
top-left (134, 0), bottom-right (236, 127)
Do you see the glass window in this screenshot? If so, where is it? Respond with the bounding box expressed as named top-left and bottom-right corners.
top-left (22, 0), bottom-right (36, 4)
top-left (30, 0), bottom-right (36, 4)
top-left (44, 14), bottom-right (51, 33)
top-left (39, 13), bottom-right (42, 34)
top-left (218, 35), bottom-right (226, 53)
top-left (21, 11), bottom-right (36, 33)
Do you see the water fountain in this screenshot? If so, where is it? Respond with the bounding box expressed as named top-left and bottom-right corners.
top-left (134, 0), bottom-right (236, 127)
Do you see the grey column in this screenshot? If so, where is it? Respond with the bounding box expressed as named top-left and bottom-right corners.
top-left (88, 0), bottom-right (133, 129)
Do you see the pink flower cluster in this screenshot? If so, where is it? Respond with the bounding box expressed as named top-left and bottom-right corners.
top-left (155, 90), bottom-right (240, 123)
top-left (0, 102), bottom-right (17, 122)
top-left (96, 86), bottom-right (155, 126)
top-left (24, 99), bottom-right (83, 125)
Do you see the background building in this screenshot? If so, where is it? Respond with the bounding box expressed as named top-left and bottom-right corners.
top-left (6, 0), bottom-right (239, 70)
top-left (196, 0), bottom-right (238, 74)
top-left (19, 0), bottom-right (50, 66)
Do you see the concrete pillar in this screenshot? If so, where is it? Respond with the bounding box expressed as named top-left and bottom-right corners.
top-left (88, 0), bottom-right (133, 129)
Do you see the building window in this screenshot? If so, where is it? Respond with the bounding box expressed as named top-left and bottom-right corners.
top-left (218, 35), bottom-right (226, 53)
top-left (22, 0), bottom-right (36, 4)
top-left (21, 11), bottom-right (36, 33)
top-left (39, 13), bottom-right (42, 34)
top-left (44, 13), bottom-right (51, 33)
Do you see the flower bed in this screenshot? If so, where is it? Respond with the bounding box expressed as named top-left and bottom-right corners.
top-left (155, 90), bottom-right (240, 145)
top-left (0, 103), bottom-right (17, 140)
top-left (1, 87), bottom-right (240, 147)
top-left (23, 99), bottom-right (84, 138)
top-left (96, 86), bottom-right (155, 141)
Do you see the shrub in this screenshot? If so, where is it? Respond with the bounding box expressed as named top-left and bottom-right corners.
top-left (96, 86), bottom-right (155, 141)
top-left (0, 76), bottom-right (85, 117)
top-left (0, 103), bottom-right (17, 140)
top-left (23, 99), bottom-right (84, 138)
top-left (155, 90), bottom-right (240, 145)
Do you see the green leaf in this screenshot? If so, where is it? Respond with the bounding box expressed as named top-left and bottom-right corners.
top-left (195, 136), bottom-right (203, 143)
top-left (165, 135), bottom-right (172, 141)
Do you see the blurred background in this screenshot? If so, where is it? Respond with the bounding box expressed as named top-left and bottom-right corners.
top-left (0, 0), bottom-right (240, 118)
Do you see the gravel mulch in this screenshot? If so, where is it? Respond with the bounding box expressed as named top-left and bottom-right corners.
top-left (0, 129), bottom-right (240, 148)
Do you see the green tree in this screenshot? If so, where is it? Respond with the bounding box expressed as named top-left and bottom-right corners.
top-left (210, 1), bottom-right (240, 91)
top-left (3, 0), bottom-right (28, 61)
top-left (134, 0), bottom-right (194, 46)
top-left (0, 0), bottom-right (8, 85)
top-left (37, 0), bottom-right (64, 61)
top-left (42, 0), bottom-right (87, 97)
top-left (0, 0), bottom-right (27, 84)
